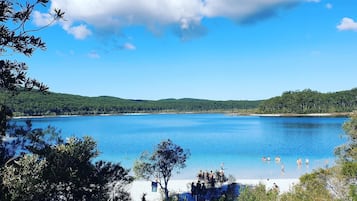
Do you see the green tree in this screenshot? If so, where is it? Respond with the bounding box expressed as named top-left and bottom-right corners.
top-left (2, 135), bottom-right (133, 201)
top-left (334, 112), bottom-right (357, 200)
top-left (0, 1), bottom-right (133, 200)
top-left (336, 112), bottom-right (357, 162)
top-left (238, 183), bottom-right (278, 201)
top-left (0, 0), bottom-right (63, 161)
top-left (133, 139), bottom-right (190, 201)
top-left (0, 1), bottom-right (63, 198)
top-left (258, 88), bottom-right (357, 114)
top-left (2, 154), bottom-right (48, 201)
top-left (279, 169), bottom-right (335, 201)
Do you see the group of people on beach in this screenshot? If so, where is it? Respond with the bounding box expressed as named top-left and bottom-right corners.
top-left (190, 180), bottom-right (207, 200)
top-left (197, 167), bottom-right (226, 187)
top-left (189, 165), bottom-right (227, 200)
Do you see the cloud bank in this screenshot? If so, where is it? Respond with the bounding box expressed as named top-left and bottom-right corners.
top-left (337, 17), bottom-right (357, 32)
top-left (35, 0), bottom-right (313, 40)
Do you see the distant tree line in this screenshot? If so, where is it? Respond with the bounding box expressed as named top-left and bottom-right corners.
top-left (0, 90), bottom-right (261, 116)
top-left (258, 88), bottom-right (357, 114)
top-left (3, 88), bottom-right (357, 116)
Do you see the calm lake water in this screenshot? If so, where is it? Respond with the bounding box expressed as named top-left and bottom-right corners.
top-left (17, 114), bottom-right (348, 179)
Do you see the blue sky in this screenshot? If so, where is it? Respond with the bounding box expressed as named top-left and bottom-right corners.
top-left (20, 0), bottom-right (357, 100)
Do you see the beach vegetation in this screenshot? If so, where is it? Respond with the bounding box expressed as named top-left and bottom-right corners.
top-left (238, 183), bottom-right (279, 201)
top-left (133, 139), bottom-right (190, 201)
top-left (2, 135), bottom-right (133, 201)
top-left (279, 169), bottom-right (335, 201)
top-left (334, 112), bottom-right (357, 200)
top-left (0, 0), bottom-right (62, 198)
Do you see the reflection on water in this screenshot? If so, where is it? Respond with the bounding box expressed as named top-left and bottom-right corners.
top-left (15, 114), bottom-right (347, 179)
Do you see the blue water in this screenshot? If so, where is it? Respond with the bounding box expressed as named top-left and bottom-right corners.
top-left (15, 114), bottom-right (347, 179)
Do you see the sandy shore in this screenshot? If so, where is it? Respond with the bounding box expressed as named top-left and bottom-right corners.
top-left (129, 178), bottom-right (299, 201)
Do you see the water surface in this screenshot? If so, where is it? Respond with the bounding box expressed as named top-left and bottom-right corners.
top-left (19, 114), bottom-right (347, 179)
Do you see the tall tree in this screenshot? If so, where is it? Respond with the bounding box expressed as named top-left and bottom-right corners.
top-left (0, 0), bottom-right (63, 150)
top-left (0, 1), bottom-right (133, 201)
top-left (0, 1), bottom-right (62, 199)
top-left (134, 139), bottom-right (190, 201)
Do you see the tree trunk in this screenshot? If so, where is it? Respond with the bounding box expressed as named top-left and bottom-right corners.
top-left (164, 188), bottom-right (169, 201)
top-left (164, 180), bottom-right (169, 201)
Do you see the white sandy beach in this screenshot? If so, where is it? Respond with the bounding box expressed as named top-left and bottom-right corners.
top-left (129, 178), bottom-right (299, 201)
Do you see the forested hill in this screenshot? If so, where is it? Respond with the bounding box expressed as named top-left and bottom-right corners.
top-left (0, 90), bottom-right (260, 116)
top-left (3, 88), bottom-right (357, 117)
top-left (258, 88), bottom-right (357, 114)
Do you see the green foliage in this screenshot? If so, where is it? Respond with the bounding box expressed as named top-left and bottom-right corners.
top-left (341, 162), bottom-right (357, 178)
top-left (2, 135), bottom-right (133, 201)
top-left (279, 169), bottom-right (334, 201)
top-left (0, 90), bottom-right (261, 116)
top-left (44, 136), bottom-right (99, 184)
top-left (280, 185), bottom-right (334, 201)
top-left (238, 184), bottom-right (278, 201)
top-left (133, 151), bottom-right (153, 180)
top-left (2, 154), bottom-right (48, 201)
top-left (0, 0), bottom-right (63, 94)
top-left (0, 1), bottom-right (133, 200)
top-left (349, 184), bottom-right (357, 201)
top-left (1, 0), bottom-right (63, 169)
top-left (335, 113), bottom-right (357, 162)
top-left (134, 139), bottom-right (190, 201)
top-left (259, 88), bottom-right (357, 114)
top-left (334, 113), bottom-right (357, 200)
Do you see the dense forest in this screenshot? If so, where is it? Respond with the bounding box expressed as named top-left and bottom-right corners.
top-left (258, 88), bottom-right (357, 114)
top-left (2, 88), bottom-right (357, 117)
top-left (0, 90), bottom-right (260, 116)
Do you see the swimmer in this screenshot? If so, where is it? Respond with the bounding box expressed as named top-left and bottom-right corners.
top-left (281, 164), bottom-right (285, 175)
top-left (297, 158), bottom-right (302, 167)
top-left (275, 156), bottom-right (281, 164)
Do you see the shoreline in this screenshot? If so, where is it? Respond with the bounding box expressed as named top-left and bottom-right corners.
top-left (248, 112), bottom-right (350, 117)
top-left (12, 112), bottom-right (351, 119)
top-left (129, 178), bottom-right (299, 201)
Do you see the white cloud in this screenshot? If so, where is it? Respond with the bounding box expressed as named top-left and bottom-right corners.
top-left (337, 17), bottom-right (357, 32)
top-left (37, 0), bottom-right (307, 40)
top-left (32, 11), bottom-right (54, 26)
top-left (325, 3), bottom-right (333, 9)
top-left (61, 22), bottom-right (92, 40)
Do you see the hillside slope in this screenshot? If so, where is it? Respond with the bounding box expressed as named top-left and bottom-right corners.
top-left (258, 88), bottom-right (357, 114)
